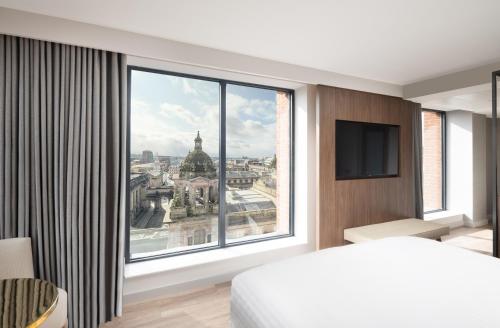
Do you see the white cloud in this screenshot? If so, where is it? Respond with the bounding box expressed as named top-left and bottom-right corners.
top-left (131, 99), bottom-right (150, 112)
top-left (131, 99), bottom-right (220, 156)
top-left (159, 103), bottom-right (201, 127)
top-left (130, 89), bottom-right (282, 158)
top-left (227, 93), bottom-right (247, 110)
top-left (182, 79), bottom-right (198, 95)
top-left (227, 93), bottom-right (276, 123)
top-left (225, 93), bottom-right (278, 158)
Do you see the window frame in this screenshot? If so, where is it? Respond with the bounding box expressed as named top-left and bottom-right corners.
top-left (125, 65), bottom-right (295, 263)
top-left (422, 108), bottom-right (447, 214)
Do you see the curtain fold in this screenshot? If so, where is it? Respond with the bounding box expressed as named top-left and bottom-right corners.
top-left (413, 103), bottom-right (424, 219)
top-left (0, 34), bottom-right (127, 328)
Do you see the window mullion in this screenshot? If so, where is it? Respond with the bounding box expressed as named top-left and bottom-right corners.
top-left (441, 112), bottom-right (446, 211)
top-left (219, 82), bottom-right (227, 248)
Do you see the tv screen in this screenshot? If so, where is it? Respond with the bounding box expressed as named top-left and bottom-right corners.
top-left (336, 120), bottom-right (399, 180)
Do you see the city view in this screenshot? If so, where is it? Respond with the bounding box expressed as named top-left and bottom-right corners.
top-left (129, 70), bottom-right (290, 258)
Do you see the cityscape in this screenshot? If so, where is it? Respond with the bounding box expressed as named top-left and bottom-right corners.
top-left (129, 70), bottom-right (290, 258)
top-left (129, 131), bottom-right (282, 257)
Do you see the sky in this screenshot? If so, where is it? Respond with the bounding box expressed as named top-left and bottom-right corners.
top-left (130, 70), bottom-right (281, 158)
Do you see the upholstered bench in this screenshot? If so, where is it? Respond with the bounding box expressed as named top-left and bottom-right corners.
top-left (344, 218), bottom-right (450, 243)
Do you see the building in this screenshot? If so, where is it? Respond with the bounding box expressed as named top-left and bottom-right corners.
top-left (157, 155), bottom-right (171, 168)
top-left (141, 150), bottom-right (154, 163)
top-left (170, 131), bottom-right (219, 220)
top-left (247, 160), bottom-right (269, 174)
top-left (130, 162), bottom-right (155, 174)
top-left (226, 189), bottom-right (277, 239)
top-left (226, 159), bottom-right (248, 171)
top-left (168, 165), bottom-right (180, 179)
top-left (226, 171), bottom-right (260, 189)
top-left (129, 173), bottom-right (149, 226)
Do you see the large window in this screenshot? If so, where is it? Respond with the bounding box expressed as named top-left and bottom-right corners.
top-left (127, 67), bottom-right (293, 261)
top-left (422, 109), bottom-right (446, 213)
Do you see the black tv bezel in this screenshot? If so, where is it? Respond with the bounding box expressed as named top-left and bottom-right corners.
top-left (335, 119), bottom-right (400, 180)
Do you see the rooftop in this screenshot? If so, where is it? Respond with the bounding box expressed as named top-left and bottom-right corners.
top-left (225, 189), bottom-right (275, 213)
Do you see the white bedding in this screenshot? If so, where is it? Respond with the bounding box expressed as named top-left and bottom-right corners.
top-left (231, 237), bottom-right (500, 328)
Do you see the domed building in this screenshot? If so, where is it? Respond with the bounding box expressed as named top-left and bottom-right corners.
top-left (170, 131), bottom-right (219, 220)
top-left (179, 131), bottom-right (217, 179)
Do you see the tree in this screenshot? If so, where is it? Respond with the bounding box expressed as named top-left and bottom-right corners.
top-left (171, 191), bottom-right (182, 208)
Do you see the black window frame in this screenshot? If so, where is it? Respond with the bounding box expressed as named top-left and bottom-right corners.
top-left (125, 66), bottom-right (295, 263)
top-left (422, 108), bottom-right (447, 214)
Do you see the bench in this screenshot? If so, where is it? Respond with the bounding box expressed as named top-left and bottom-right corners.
top-left (344, 218), bottom-right (450, 243)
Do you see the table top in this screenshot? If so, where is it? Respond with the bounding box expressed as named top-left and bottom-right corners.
top-left (0, 278), bottom-right (59, 328)
top-left (344, 218), bottom-right (450, 243)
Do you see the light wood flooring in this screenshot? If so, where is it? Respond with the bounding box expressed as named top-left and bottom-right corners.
top-left (103, 282), bottom-right (231, 328)
top-left (442, 225), bottom-right (493, 256)
top-left (103, 225), bottom-right (494, 328)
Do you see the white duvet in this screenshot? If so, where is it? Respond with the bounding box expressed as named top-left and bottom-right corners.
top-left (231, 237), bottom-right (500, 328)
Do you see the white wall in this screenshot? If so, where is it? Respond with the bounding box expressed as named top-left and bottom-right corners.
top-left (473, 114), bottom-right (488, 223)
top-left (446, 111), bottom-right (489, 227)
top-left (0, 7), bottom-right (401, 97)
top-left (486, 118), bottom-right (492, 219)
top-left (447, 111), bottom-right (473, 221)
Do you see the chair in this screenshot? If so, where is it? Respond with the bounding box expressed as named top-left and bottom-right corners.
top-left (0, 237), bottom-right (68, 328)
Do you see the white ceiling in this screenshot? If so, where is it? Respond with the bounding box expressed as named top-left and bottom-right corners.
top-left (413, 84), bottom-right (499, 116)
top-left (422, 90), bottom-right (492, 115)
top-left (1, 0), bottom-right (500, 85)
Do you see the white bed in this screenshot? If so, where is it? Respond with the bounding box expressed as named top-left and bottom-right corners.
top-left (231, 237), bottom-right (500, 328)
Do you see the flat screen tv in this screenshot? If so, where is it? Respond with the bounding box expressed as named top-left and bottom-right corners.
top-left (336, 120), bottom-right (399, 180)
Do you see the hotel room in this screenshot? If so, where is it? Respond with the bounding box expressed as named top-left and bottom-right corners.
top-left (0, 1), bottom-right (500, 327)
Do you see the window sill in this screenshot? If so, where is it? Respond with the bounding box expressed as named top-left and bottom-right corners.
top-left (424, 210), bottom-right (456, 220)
top-left (424, 210), bottom-right (463, 228)
top-left (124, 236), bottom-right (307, 279)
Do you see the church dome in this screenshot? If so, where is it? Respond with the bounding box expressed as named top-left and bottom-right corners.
top-left (180, 131), bottom-right (217, 179)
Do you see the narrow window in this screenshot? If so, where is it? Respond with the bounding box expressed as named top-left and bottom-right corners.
top-left (422, 110), bottom-right (446, 213)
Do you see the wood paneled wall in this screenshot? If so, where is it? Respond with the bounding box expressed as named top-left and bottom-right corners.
top-left (316, 85), bottom-right (419, 249)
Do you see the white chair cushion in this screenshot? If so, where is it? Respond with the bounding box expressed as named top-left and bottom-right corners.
top-left (0, 237), bottom-right (67, 327)
top-left (39, 288), bottom-right (68, 328)
top-left (0, 237), bottom-right (34, 279)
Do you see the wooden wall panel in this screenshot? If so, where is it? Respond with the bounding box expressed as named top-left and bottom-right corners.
top-left (317, 85), bottom-right (418, 249)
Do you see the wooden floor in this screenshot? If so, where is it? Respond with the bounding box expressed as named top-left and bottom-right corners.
top-left (103, 225), bottom-right (493, 328)
top-left (103, 283), bottom-right (231, 328)
top-left (442, 225), bottom-right (493, 256)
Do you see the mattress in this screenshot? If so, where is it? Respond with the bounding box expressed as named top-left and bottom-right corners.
top-left (231, 237), bottom-right (500, 328)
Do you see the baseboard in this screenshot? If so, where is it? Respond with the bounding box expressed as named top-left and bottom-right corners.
top-left (123, 270), bottom-right (239, 305)
top-left (463, 218), bottom-right (490, 228)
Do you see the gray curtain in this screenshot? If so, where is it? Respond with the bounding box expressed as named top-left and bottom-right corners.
top-left (413, 103), bottom-right (424, 219)
top-left (0, 34), bottom-right (127, 328)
